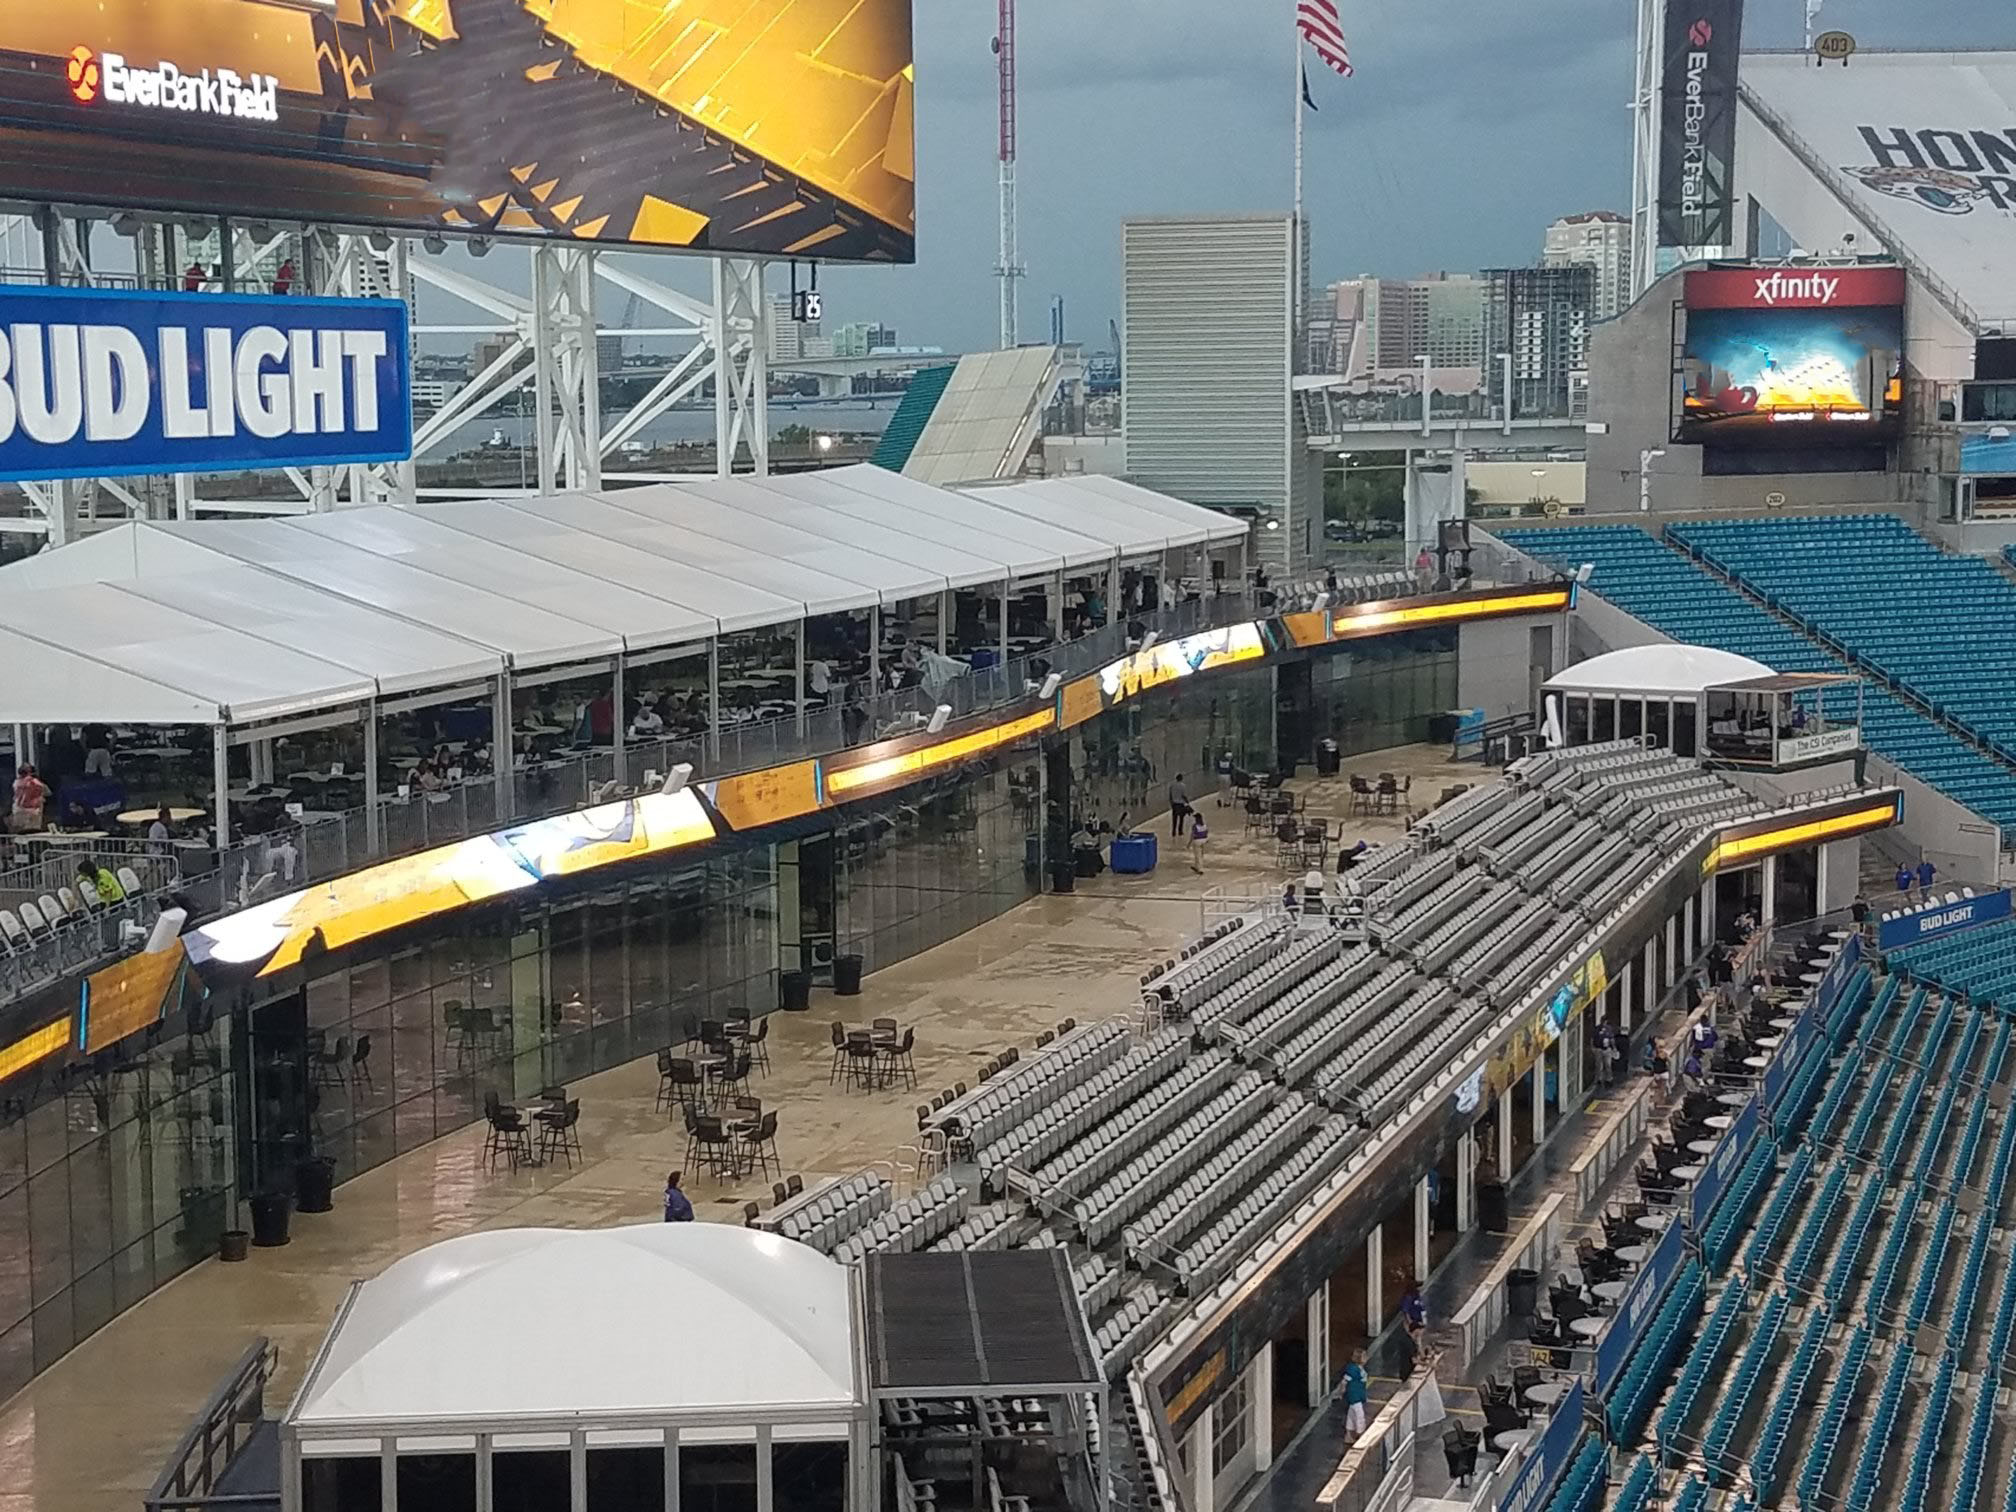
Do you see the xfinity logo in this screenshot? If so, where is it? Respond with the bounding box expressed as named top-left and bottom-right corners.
top-left (93, 50), bottom-right (279, 123)
top-left (1752, 272), bottom-right (1841, 306)
top-left (1919, 904), bottom-right (1977, 934)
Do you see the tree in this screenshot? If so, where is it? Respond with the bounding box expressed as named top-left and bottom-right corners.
top-left (1324, 451), bottom-right (1405, 527)
top-left (776, 423), bottom-right (814, 446)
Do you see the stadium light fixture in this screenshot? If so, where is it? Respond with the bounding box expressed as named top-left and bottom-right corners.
top-left (423, 232), bottom-right (448, 256)
top-left (469, 236), bottom-right (494, 258)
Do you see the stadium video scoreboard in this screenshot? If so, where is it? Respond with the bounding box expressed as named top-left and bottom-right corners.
top-left (0, 0), bottom-right (916, 262)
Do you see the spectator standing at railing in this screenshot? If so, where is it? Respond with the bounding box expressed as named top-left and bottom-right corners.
top-left (1343, 1350), bottom-right (1370, 1435)
top-left (146, 807), bottom-right (171, 842)
top-left (1850, 894), bottom-right (1870, 935)
top-left (1916, 858), bottom-right (1937, 900)
top-left (9, 764), bottom-right (47, 833)
top-left (1895, 861), bottom-right (1913, 898)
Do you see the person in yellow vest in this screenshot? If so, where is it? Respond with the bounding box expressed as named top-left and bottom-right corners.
top-left (75, 858), bottom-right (125, 906)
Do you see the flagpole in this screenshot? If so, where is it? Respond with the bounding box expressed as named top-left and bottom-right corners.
top-left (1291, 2), bottom-right (1304, 364)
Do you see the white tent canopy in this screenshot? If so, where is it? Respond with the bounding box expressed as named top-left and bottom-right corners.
top-left (1544, 644), bottom-right (1775, 699)
top-left (0, 464), bottom-right (1248, 728)
top-left (287, 1223), bottom-right (860, 1437)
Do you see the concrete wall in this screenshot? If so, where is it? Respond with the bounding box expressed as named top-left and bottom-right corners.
top-left (1865, 750), bottom-right (2004, 888)
top-left (1458, 615), bottom-right (1556, 723)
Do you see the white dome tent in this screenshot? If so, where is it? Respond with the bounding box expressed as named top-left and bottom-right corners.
top-left (280, 1223), bottom-right (870, 1512)
top-left (1542, 644), bottom-right (1774, 756)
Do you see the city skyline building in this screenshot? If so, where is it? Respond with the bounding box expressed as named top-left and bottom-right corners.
top-left (1484, 263), bottom-right (1595, 417)
top-left (1541, 210), bottom-right (1632, 321)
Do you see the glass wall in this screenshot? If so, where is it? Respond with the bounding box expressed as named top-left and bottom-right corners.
top-left (0, 1006), bottom-right (238, 1401)
top-left (290, 751), bottom-right (1044, 1190)
top-left (1072, 668), bottom-right (1275, 824)
top-left (1307, 630), bottom-right (1459, 759)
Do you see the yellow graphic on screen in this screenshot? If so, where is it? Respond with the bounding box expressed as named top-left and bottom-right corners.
top-left (528, 0), bottom-right (915, 239)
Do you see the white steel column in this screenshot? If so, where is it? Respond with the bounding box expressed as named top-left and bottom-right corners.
top-left (363, 704), bottom-right (381, 854)
top-left (1455, 1130), bottom-right (1477, 1231)
top-left (1365, 1225), bottom-right (1383, 1339)
top-left (1762, 857), bottom-right (1779, 928)
top-left (1620, 966), bottom-right (1635, 1034)
top-left (1413, 1177), bottom-right (1431, 1285)
top-left (1664, 916), bottom-right (1679, 989)
top-left (212, 726), bottom-right (232, 850)
top-left (712, 259), bottom-right (770, 476)
top-left (1497, 1094), bottom-right (1513, 1173)
top-left (1628, 0), bottom-right (1662, 300)
top-left (1251, 1347), bottom-right (1275, 1474)
top-left (1306, 1283), bottom-right (1330, 1407)
top-left (1700, 878), bottom-right (1716, 949)
top-left (1530, 1061), bottom-right (1545, 1145)
top-left (531, 244), bottom-right (603, 494)
top-left (1683, 896), bottom-right (1696, 959)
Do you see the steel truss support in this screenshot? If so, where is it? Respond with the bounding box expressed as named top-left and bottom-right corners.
top-left (712, 259), bottom-right (770, 477)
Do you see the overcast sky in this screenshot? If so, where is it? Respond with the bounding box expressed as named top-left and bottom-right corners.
top-left (780, 0), bottom-right (2011, 354)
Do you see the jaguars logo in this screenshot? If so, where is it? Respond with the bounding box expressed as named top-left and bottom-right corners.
top-left (1845, 163), bottom-right (1987, 216)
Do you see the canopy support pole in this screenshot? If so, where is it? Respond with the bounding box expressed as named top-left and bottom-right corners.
top-left (612, 656), bottom-right (627, 788)
top-left (1053, 570), bottom-right (1065, 641)
top-left (363, 702), bottom-right (381, 856)
top-left (212, 725), bottom-right (231, 850)
top-left (1107, 560), bottom-right (1121, 626)
top-left (869, 606), bottom-right (881, 697)
top-left (796, 621), bottom-right (808, 737)
top-left (998, 579), bottom-right (1009, 673)
top-left (493, 672), bottom-right (515, 821)
top-left (708, 638), bottom-right (722, 764)
top-left (938, 589), bottom-right (950, 654)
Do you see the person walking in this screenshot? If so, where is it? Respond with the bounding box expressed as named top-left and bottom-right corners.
top-left (1850, 894), bottom-right (1870, 935)
top-left (9, 764), bottom-right (47, 833)
top-left (1167, 774), bottom-right (1191, 838)
top-left (1342, 1350), bottom-right (1371, 1436)
top-left (1895, 861), bottom-right (1913, 898)
top-left (1399, 1283), bottom-right (1428, 1369)
top-left (1187, 811), bottom-right (1208, 874)
top-left (1593, 1020), bottom-right (1619, 1086)
top-left (1917, 857), bottom-right (1937, 900)
top-left (662, 1170), bottom-right (694, 1222)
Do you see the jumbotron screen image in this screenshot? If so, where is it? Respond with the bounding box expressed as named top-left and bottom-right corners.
top-left (1678, 304), bottom-right (1904, 445)
top-left (0, 0), bottom-right (915, 261)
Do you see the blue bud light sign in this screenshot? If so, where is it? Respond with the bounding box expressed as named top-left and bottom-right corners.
top-left (0, 283), bottom-right (410, 481)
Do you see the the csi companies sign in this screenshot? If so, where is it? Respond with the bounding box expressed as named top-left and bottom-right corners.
top-left (1684, 265), bottom-right (1907, 310)
top-left (1846, 125), bottom-right (2016, 219)
top-left (1657, 0), bottom-right (1745, 248)
top-left (0, 284), bottom-right (410, 482)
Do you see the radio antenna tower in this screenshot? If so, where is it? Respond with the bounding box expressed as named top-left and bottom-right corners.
top-left (993, 0), bottom-right (1023, 350)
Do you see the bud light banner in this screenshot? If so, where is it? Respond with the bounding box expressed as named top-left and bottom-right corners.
top-left (1657, 0), bottom-right (1745, 247)
top-left (1595, 1219), bottom-right (1685, 1394)
top-left (0, 283), bottom-right (410, 482)
top-left (1877, 888), bottom-right (2011, 951)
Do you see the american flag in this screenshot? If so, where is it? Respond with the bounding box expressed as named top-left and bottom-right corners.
top-left (1296, 0), bottom-right (1353, 78)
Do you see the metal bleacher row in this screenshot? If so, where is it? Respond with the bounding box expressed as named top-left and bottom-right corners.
top-left (1494, 523), bottom-right (2016, 829)
top-left (744, 742), bottom-right (1813, 1512)
top-left (1592, 945), bottom-right (2016, 1512)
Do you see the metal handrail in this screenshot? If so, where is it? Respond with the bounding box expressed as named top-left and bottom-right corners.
top-left (143, 1336), bottom-right (278, 1512)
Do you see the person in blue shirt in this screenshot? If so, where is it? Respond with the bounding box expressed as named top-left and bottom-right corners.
top-left (1895, 862), bottom-right (1913, 897)
top-left (1343, 1349), bottom-right (1370, 1436)
top-left (663, 1170), bottom-right (694, 1222)
top-left (1916, 858), bottom-right (1937, 899)
top-left (1399, 1283), bottom-right (1427, 1365)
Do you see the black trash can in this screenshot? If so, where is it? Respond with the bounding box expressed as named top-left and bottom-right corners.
top-left (1316, 739), bottom-right (1341, 778)
top-left (295, 1157), bottom-right (336, 1214)
top-left (779, 971), bottom-right (812, 1012)
top-left (218, 1230), bottom-right (250, 1263)
top-left (833, 954), bottom-right (864, 996)
top-left (249, 1192), bottom-right (293, 1248)
top-left (1505, 1266), bottom-right (1541, 1321)
top-left (1051, 860), bottom-right (1076, 894)
top-left (1479, 1180), bottom-right (1510, 1234)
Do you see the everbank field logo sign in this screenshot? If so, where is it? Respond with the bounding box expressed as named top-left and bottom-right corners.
top-left (66, 46), bottom-right (279, 122)
top-left (1679, 20), bottom-right (1715, 215)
